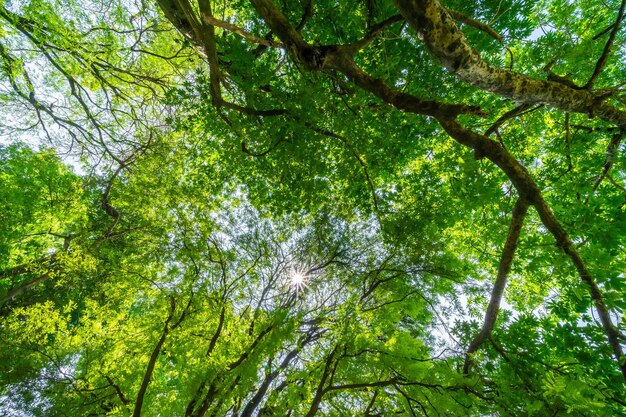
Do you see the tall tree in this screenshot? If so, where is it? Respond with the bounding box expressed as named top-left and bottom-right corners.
top-left (1, 0), bottom-right (626, 415)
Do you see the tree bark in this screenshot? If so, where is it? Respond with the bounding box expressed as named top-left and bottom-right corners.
top-left (160, 0), bottom-right (626, 381)
top-left (464, 198), bottom-right (529, 374)
top-left (392, 0), bottom-right (626, 126)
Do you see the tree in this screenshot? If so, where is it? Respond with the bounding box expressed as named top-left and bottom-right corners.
top-left (1, 0), bottom-right (626, 415)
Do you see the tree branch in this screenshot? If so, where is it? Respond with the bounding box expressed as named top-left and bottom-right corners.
top-left (221, 101), bottom-right (287, 116)
top-left (132, 295), bottom-right (193, 417)
top-left (347, 14), bottom-right (404, 52)
top-left (0, 253), bottom-right (65, 306)
top-left (155, 0), bottom-right (288, 118)
top-left (446, 9), bottom-right (502, 42)
top-left (295, 0), bottom-right (313, 32)
top-left (463, 198), bottom-right (529, 374)
top-left (132, 298), bottom-right (177, 417)
top-left (307, 126), bottom-right (380, 211)
top-left (239, 330), bottom-right (316, 417)
top-left (197, 0), bottom-right (626, 382)
top-left (228, 324), bottom-right (274, 370)
top-left (586, 131), bottom-right (624, 203)
top-left (392, 0), bottom-right (626, 126)
top-left (437, 118), bottom-right (626, 380)
top-left (305, 345), bottom-right (337, 417)
top-left (583, 0), bottom-right (626, 89)
top-left (200, 15), bottom-right (282, 47)
top-left (104, 375), bottom-right (130, 405)
top-left (0, 272), bottom-right (53, 306)
top-left (484, 103), bottom-right (538, 137)
top-left (196, 0), bottom-right (222, 107)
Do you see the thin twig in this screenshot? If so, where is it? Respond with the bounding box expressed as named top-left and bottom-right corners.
top-left (447, 9), bottom-right (503, 42)
top-left (584, 0), bottom-right (626, 88)
top-left (586, 131), bottom-right (624, 203)
top-left (201, 15), bottom-right (283, 47)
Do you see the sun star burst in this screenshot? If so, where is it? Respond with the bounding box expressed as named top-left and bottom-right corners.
top-left (289, 267), bottom-right (308, 294)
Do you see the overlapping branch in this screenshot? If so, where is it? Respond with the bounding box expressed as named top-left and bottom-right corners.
top-left (244, 0), bottom-right (626, 381)
top-left (392, 0), bottom-right (626, 126)
top-left (438, 118), bottom-right (626, 380)
top-left (0, 3), bottom-right (170, 161)
top-left (0, 262), bottom-right (58, 306)
top-left (152, 0), bottom-right (626, 385)
top-left (157, 0), bottom-right (288, 118)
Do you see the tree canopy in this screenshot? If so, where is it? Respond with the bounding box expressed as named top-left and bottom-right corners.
top-left (1, 0), bottom-right (626, 415)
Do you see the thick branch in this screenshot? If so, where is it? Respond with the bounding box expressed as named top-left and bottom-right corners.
top-left (393, 0), bottom-right (626, 126)
top-left (156, 0), bottom-right (201, 46)
top-left (0, 254), bottom-right (62, 306)
top-left (155, 0), bottom-right (288, 117)
top-left (463, 198), bottom-right (529, 374)
top-left (328, 53), bottom-right (483, 118)
top-left (249, 0), bottom-right (309, 55)
top-left (184, 305), bottom-right (224, 417)
top-left (228, 324), bottom-right (274, 370)
top-left (189, 382), bottom-right (218, 417)
top-left (0, 272), bottom-right (53, 306)
top-left (197, 0), bottom-right (222, 106)
top-left (132, 296), bottom-right (192, 417)
top-left (207, 306), bottom-right (225, 356)
top-left (438, 118), bottom-right (626, 380)
top-left (104, 375), bottom-right (130, 405)
top-left (239, 331), bottom-right (315, 417)
top-left (240, 0), bottom-right (626, 380)
top-left (250, 0), bottom-right (482, 118)
top-left (295, 0), bottom-right (313, 32)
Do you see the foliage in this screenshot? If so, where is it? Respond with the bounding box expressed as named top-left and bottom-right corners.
top-left (1, 0), bottom-right (626, 415)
